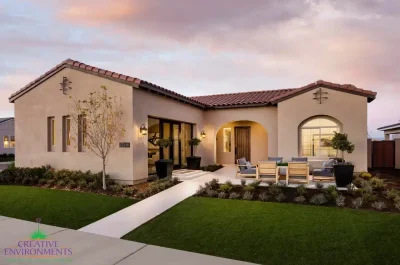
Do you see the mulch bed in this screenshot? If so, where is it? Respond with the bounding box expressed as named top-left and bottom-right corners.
top-left (370, 168), bottom-right (400, 189)
top-left (198, 185), bottom-right (400, 213)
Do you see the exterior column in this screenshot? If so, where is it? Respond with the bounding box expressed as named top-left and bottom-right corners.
top-left (385, 133), bottom-right (390, 140)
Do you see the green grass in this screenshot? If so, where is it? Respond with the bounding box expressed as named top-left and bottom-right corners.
top-left (0, 186), bottom-right (136, 229)
top-left (124, 197), bottom-right (400, 265)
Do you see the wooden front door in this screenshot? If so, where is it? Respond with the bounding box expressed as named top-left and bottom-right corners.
top-left (235, 127), bottom-right (251, 162)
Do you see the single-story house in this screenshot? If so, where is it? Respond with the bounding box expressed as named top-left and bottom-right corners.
top-left (0, 117), bottom-right (15, 154)
top-left (378, 123), bottom-right (400, 140)
top-left (9, 59), bottom-right (376, 184)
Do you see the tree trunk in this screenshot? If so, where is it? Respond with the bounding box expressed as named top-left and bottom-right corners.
top-left (102, 158), bottom-right (106, 190)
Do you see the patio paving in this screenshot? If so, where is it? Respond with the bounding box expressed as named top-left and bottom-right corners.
top-left (80, 164), bottom-right (338, 239)
top-left (0, 217), bottom-right (256, 265)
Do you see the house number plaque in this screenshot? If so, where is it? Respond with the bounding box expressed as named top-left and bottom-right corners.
top-left (119, 142), bottom-right (130, 148)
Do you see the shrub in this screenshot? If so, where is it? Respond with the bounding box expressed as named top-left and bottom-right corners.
top-left (370, 177), bottom-right (384, 190)
top-left (242, 191), bottom-right (253, 200)
top-left (359, 172), bottom-right (372, 179)
top-left (218, 191), bottom-right (227, 199)
top-left (315, 182), bottom-right (324, 190)
top-left (240, 179), bottom-right (246, 186)
top-left (310, 194), bottom-right (328, 205)
top-left (205, 179), bottom-right (219, 190)
top-left (360, 181), bottom-right (373, 194)
top-left (275, 193), bottom-right (286, 202)
top-left (268, 183), bottom-right (282, 196)
top-left (110, 184), bottom-right (123, 193)
top-left (171, 177), bottom-right (179, 185)
top-left (249, 180), bottom-right (261, 188)
top-left (47, 179), bottom-right (56, 187)
top-left (123, 187), bottom-right (137, 196)
top-left (372, 201), bottom-right (386, 211)
top-left (336, 195), bottom-right (346, 207)
top-left (87, 182), bottom-right (98, 191)
top-left (346, 183), bottom-right (355, 192)
top-left (384, 189), bottom-right (400, 200)
top-left (56, 180), bottom-right (66, 188)
top-left (294, 196), bottom-right (306, 204)
top-left (229, 192), bottom-right (241, 199)
top-left (259, 192), bottom-right (269, 202)
top-left (21, 177), bottom-right (31, 186)
top-left (352, 197), bottom-right (363, 209)
top-left (244, 185), bottom-right (256, 193)
top-left (68, 180), bottom-right (78, 189)
top-left (324, 185), bottom-right (339, 202)
top-left (195, 185), bottom-right (207, 196)
top-left (219, 183), bottom-right (233, 193)
top-left (361, 192), bottom-right (377, 203)
top-left (277, 182), bottom-right (287, 188)
top-left (394, 196), bottom-right (400, 204)
top-left (395, 201), bottom-right (400, 211)
top-left (54, 169), bottom-right (73, 181)
top-left (38, 178), bottom-right (47, 186)
top-left (136, 191), bottom-right (149, 200)
top-left (352, 177), bottom-right (365, 188)
top-left (77, 180), bottom-right (88, 189)
top-left (296, 184), bottom-right (307, 196)
top-left (205, 189), bottom-right (217, 197)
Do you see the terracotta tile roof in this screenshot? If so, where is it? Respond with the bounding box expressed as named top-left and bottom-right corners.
top-left (9, 59), bottom-right (377, 107)
top-left (191, 89), bottom-right (295, 107)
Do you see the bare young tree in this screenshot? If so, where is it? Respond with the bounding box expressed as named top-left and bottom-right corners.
top-left (70, 85), bottom-right (125, 190)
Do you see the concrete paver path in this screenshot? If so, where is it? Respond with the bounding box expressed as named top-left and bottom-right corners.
top-left (0, 217), bottom-right (256, 265)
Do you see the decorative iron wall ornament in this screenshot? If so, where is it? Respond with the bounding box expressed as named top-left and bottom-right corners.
top-left (60, 77), bottom-right (72, 94)
top-left (313, 87), bottom-right (328, 104)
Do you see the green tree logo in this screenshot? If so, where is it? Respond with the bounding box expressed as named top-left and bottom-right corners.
top-left (30, 218), bottom-right (47, 240)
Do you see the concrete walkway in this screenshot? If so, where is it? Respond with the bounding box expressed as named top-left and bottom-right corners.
top-left (0, 217), bottom-right (256, 265)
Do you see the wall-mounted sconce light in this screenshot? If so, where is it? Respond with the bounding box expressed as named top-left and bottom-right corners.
top-left (200, 130), bottom-right (206, 138)
top-left (140, 124), bottom-right (148, 135)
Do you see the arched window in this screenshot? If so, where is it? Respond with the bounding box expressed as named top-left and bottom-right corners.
top-left (299, 116), bottom-right (340, 157)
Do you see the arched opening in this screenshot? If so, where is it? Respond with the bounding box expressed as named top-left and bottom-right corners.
top-left (298, 115), bottom-right (342, 157)
top-left (216, 120), bottom-right (268, 164)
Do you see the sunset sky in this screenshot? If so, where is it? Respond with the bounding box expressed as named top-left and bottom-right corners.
top-left (1, 0), bottom-right (399, 138)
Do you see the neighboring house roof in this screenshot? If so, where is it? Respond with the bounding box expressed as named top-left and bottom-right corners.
top-left (8, 59), bottom-right (377, 108)
top-left (377, 123), bottom-right (400, 131)
top-left (0, 117), bottom-right (14, 125)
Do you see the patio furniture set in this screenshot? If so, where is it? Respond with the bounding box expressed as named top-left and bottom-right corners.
top-left (236, 157), bottom-right (337, 185)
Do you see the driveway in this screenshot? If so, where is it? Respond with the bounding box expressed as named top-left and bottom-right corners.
top-left (0, 217), bottom-right (256, 265)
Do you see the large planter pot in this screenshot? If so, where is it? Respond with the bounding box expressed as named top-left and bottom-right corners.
top-left (186, 156), bottom-right (201, 170)
top-left (155, 159), bottom-right (173, 179)
top-left (333, 164), bottom-right (354, 187)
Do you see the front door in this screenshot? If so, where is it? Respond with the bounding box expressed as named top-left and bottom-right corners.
top-left (235, 127), bottom-right (251, 162)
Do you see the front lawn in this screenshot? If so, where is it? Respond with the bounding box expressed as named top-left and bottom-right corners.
top-left (124, 197), bottom-right (400, 265)
top-left (0, 186), bottom-right (136, 229)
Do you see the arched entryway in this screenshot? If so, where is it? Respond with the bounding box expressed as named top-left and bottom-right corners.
top-left (216, 120), bottom-right (268, 164)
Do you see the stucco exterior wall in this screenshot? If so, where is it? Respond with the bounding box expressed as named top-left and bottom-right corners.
top-left (132, 89), bottom-right (208, 182)
top-left (0, 119), bottom-right (15, 154)
top-left (204, 107), bottom-right (278, 164)
top-left (14, 68), bottom-right (134, 183)
top-left (277, 87), bottom-right (368, 172)
top-left (395, 139), bottom-right (400, 170)
top-left (216, 121), bottom-right (268, 164)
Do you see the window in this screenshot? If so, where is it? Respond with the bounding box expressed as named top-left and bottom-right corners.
top-left (300, 117), bottom-right (340, 157)
top-left (62, 116), bottom-right (71, 152)
top-left (10, 136), bottom-right (15, 148)
top-left (78, 115), bottom-right (87, 152)
top-left (3, 136), bottom-right (9, 148)
top-left (223, 128), bottom-right (232, 152)
top-left (48, 117), bottom-right (55, 151)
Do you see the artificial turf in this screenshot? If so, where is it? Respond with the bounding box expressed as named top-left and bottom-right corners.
top-left (0, 185), bottom-right (136, 229)
top-left (123, 197), bottom-right (400, 265)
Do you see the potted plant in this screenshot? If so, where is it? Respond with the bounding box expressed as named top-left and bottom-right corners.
top-left (330, 132), bottom-right (355, 187)
top-left (155, 138), bottom-right (173, 179)
top-left (186, 137), bottom-right (201, 170)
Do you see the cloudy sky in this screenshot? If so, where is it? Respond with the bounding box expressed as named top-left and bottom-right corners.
top-left (1, 0), bottom-right (399, 138)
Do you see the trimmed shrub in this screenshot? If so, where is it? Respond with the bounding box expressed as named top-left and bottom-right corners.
top-left (336, 195), bottom-right (346, 207)
top-left (229, 192), bottom-right (241, 199)
top-left (77, 180), bottom-right (88, 189)
top-left (123, 187), bottom-right (137, 196)
top-left (315, 182), bottom-right (324, 190)
top-left (352, 177), bottom-right (364, 188)
top-left (324, 185), bottom-right (339, 202)
top-left (296, 184), bottom-right (307, 196)
top-left (205, 179), bottom-right (219, 190)
top-left (259, 192), bottom-right (270, 202)
top-left (395, 201), bottom-right (400, 211)
top-left (244, 185), bottom-right (256, 193)
top-left (384, 189), bottom-right (399, 200)
top-left (110, 184), bottom-right (123, 193)
top-left (372, 201), bottom-right (386, 211)
top-left (136, 191), bottom-right (149, 200)
top-left (310, 194), bottom-right (328, 205)
top-left (268, 183), bottom-right (282, 196)
top-left (370, 177), bottom-right (384, 190)
top-left (242, 191), bottom-right (253, 200)
top-left (219, 183), bottom-right (233, 193)
top-left (352, 197), bottom-right (363, 209)
top-left (294, 196), bottom-right (306, 204)
top-left (205, 189), bottom-right (217, 197)
top-left (195, 185), bottom-right (206, 196)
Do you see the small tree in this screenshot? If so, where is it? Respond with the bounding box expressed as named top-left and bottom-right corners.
top-left (331, 132), bottom-right (355, 161)
top-left (188, 137), bottom-right (201, 157)
top-left (156, 138), bottom-right (173, 161)
top-left (70, 86), bottom-right (125, 190)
